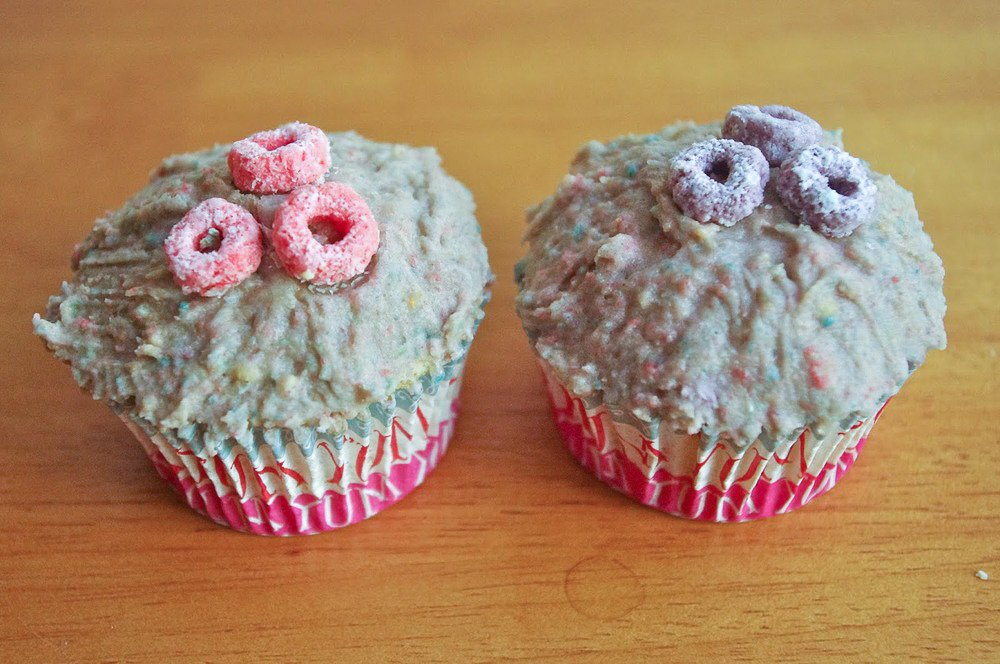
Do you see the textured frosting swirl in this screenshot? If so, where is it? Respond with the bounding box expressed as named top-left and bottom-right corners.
top-left (35, 131), bottom-right (492, 442)
top-left (515, 121), bottom-right (946, 447)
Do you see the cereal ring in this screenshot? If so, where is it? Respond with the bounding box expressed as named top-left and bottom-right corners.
top-left (722, 104), bottom-right (823, 166)
top-left (164, 198), bottom-right (264, 296)
top-left (228, 122), bottom-right (332, 195)
top-left (272, 182), bottom-right (380, 285)
top-left (776, 145), bottom-right (877, 238)
top-left (668, 138), bottom-right (770, 226)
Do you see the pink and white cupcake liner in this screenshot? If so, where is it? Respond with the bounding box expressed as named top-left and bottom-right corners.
top-left (120, 368), bottom-right (464, 536)
top-left (539, 362), bottom-right (886, 522)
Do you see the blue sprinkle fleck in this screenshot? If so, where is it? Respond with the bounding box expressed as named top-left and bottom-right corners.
top-left (514, 259), bottom-right (526, 284)
top-left (572, 223), bottom-right (586, 241)
top-left (178, 301), bottom-right (190, 314)
top-left (144, 232), bottom-right (164, 250)
top-left (821, 316), bottom-right (835, 327)
top-left (626, 163), bottom-right (638, 178)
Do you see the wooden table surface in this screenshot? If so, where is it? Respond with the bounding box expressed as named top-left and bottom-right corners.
top-left (2, 2), bottom-right (997, 662)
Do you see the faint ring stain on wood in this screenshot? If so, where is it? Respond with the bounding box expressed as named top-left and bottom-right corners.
top-left (564, 554), bottom-right (644, 620)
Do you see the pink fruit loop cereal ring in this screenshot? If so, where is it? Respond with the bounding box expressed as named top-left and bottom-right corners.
top-left (722, 104), bottom-right (823, 166)
top-left (272, 182), bottom-right (380, 285)
top-left (228, 122), bottom-right (332, 195)
top-left (776, 144), bottom-right (877, 238)
top-left (165, 198), bottom-right (264, 296)
top-left (668, 138), bottom-right (770, 226)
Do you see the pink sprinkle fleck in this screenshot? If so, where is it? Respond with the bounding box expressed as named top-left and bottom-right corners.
top-left (804, 346), bottom-right (830, 389)
top-left (731, 367), bottom-right (750, 385)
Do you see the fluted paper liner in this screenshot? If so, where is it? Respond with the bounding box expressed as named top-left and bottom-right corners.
top-left (119, 362), bottom-right (465, 535)
top-left (539, 361), bottom-right (885, 521)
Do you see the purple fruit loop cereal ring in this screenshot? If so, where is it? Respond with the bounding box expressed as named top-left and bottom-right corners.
top-left (272, 182), bottom-right (380, 285)
top-left (776, 145), bottom-right (877, 238)
top-left (164, 198), bottom-right (264, 296)
top-left (722, 104), bottom-right (823, 166)
top-left (668, 138), bottom-right (770, 226)
top-left (228, 122), bottom-right (332, 195)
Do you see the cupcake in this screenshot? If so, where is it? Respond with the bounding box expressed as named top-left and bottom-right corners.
top-left (34, 122), bottom-right (492, 535)
top-left (515, 105), bottom-right (946, 521)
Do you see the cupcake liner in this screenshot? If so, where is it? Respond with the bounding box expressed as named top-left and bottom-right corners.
top-left (119, 361), bottom-right (465, 535)
top-left (539, 361), bottom-right (887, 522)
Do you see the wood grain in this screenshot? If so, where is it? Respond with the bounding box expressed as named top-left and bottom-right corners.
top-left (2, 1), bottom-right (997, 662)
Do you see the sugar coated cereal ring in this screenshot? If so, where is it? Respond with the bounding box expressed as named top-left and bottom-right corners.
top-left (165, 198), bottom-right (264, 296)
top-left (272, 182), bottom-right (380, 285)
top-left (228, 122), bottom-right (332, 195)
top-left (668, 138), bottom-right (770, 226)
top-left (776, 145), bottom-right (876, 238)
top-left (722, 104), bottom-right (823, 166)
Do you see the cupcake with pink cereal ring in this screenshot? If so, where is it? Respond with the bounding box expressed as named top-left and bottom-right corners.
top-left (515, 105), bottom-right (946, 521)
top-left (34, 123), bottom-right (492, 535)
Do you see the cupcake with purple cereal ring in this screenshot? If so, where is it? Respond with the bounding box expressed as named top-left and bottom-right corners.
top-left (34, 122), bottom-right (492, 535)
top-left (515, 105), bottom-right (945, 521)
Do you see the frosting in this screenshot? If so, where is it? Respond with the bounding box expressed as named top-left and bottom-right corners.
top-left (515, 120), bottom-right (946, 448)
top-left (34, 130), bottom-right (492, 443)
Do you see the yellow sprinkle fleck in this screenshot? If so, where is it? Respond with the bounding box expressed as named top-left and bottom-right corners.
top-left (278, 374), bottom-right (298, 394)
top-left (691, 223), bottom-right (717, 249)
top-left (234, 362), bottom-right (262, 383)
top-left (136, 343), bottom-right (163, 359)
